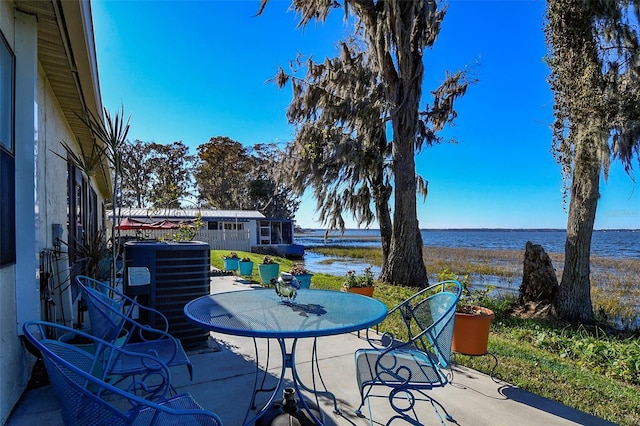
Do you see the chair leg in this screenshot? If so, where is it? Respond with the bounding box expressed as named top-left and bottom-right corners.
top-left (355, 390), bottom-right (366, 417)
top-left (358, 386), bottom-right (454, 426)
top-left (187, 363), bottom-right (193, 381)
top-left (354, 385), bottom-right (377, 426)
top-left (428, 395), bottom-right (455, 424)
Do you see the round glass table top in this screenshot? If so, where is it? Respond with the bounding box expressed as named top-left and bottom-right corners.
top-left (184, 289), bottom-right (388, 339)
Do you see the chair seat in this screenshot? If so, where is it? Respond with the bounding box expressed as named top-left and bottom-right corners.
top-left (134, 394), bottom-right (220, 425)
top-left (355, 348), bottom-right (447, 389)
top-left (112, 340), bottom-right (192, 378)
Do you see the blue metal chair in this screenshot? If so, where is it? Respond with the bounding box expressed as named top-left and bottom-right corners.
top-left (354, 280), bottom-right (462, 425)
top-left (23, 321), bottom-right (222, 425)
top-left (76, 275), bottom-right (193, 381)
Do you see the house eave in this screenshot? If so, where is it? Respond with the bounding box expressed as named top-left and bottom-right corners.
top-left (15, 0), bottom-right (110, 197)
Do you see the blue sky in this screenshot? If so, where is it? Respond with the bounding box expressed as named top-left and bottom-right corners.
top-left (92, 0), bottom-right (639, 230)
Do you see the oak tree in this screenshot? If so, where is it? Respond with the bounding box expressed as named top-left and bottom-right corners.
top-left (261, 1), bottom-right (470, 285)
top-left (546, 0), bottom-right (640, 322)
top-left (147, 141), bottom-right (195, 209)
top-left (195, 136), bottom-right (252, 209)
top-left (248, 143), bottom-right (300, 219)
top-left (274, 39), bottom-right (394, 272)
top-left (120, 139), bottom-right (154, 208)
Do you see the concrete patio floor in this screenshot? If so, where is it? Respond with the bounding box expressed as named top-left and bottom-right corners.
top-left (7, 275), bottom-right (613, 426)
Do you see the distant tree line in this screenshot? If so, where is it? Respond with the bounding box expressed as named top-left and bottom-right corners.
top-left (119, 137), bottom-right (299, 219)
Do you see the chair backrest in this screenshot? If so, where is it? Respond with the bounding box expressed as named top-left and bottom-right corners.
top-left (22, 321), bottom-right (171, 425)
top-left (397, 280), bottom-right (461, 368)
top-left (40, 340), bottom-right (132, 425)
top-left (77, 275), bottom-right (130, 342)
top-left (77, 275), bottom-right (171, 343)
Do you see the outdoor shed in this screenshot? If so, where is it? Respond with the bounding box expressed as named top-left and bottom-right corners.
top-left (110, 208), bottom-right (301, 255)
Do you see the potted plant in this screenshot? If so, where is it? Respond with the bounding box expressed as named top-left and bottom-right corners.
top-left (238, 256), bottom-right (254, 276)
top-left (289, 263), bottom-right (313, 289)
top-left (57, 228), bottom-right (116, 332)
top-left (223, 252), bottom-right (239, 271)
top-left (63, 229), bottom-right (112, 284)
top-left (342, 267), bottom-right (375, 297)
top-left (440, 269), bottom-right (495, 356)
top-left (258, 255), bottom-right (280, 285)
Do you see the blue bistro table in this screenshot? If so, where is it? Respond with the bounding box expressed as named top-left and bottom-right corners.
top-left (184, 289), bottom-right (388, 425)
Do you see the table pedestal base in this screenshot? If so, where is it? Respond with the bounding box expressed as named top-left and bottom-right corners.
top-left (255, 387), bottom-right (322, 426)
top-left (246, 338), bottom-right (337, 426)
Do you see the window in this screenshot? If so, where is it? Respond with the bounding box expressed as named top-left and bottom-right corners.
top-left (222, 222), bottom-right (244, 231)
top-left (0, 150), bottom-right (15, 266)
top-left (67, 164), bottom-right (84, 262)
top-left (67, 164), bottom-right (99, 263)
top-left (0, 31), bottom-right (12, 152)
top-left (0, 31), bottom-right (15, 267)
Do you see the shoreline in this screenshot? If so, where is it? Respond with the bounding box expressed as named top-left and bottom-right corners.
top-left (303, 241), bottom-right (638, 261)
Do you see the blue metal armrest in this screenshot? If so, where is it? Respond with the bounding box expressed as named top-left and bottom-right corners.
top-left (23, 321), bottom-right (222, 425)
top-left (354, 280), bottom-right (462, 425)
top-left (23, 321), bottom-right (172, 400)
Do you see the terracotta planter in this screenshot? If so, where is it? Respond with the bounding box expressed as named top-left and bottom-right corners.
top-left (258, 263), bottom-right (280, 285)
top-left (452, 306), bottom-right (494, 356)
top-left (346, 286), bottom-right (375, 297)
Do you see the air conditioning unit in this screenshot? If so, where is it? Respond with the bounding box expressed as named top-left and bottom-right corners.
top-left (124, 241), bottom-right (210, 349)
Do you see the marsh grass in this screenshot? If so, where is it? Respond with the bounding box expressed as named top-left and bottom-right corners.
top-left (312, 245), bottom-right (640, 329)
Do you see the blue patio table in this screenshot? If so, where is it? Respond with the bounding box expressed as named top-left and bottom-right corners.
top-left (184, 288), bottom-right (387, 425)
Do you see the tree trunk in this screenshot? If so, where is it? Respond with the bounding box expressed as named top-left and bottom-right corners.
top-left (556, 129), bottom-right (601, 323)
top-left (374, 180), bottom-right (392, 276)
top-left (347, 1), bottom-right (432, 286)
top-left (380, 125), bottom-right (429, 286)
top-left (375, 4), bottom-right (428, 287)
top-left (379, 94), bottom-right (428, 287)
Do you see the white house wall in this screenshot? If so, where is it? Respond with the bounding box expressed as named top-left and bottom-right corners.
top-left (0, 6), bottom-right (37, 424)
top-left (34, 62), bottom-right (90, 330)
top-left (37, 63), bottom-right (79, 249)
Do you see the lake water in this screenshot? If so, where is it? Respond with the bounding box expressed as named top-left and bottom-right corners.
top-left (295, 228), bottom-right (639, 276)
top-left (296, 228), bottom-right (639, 259)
